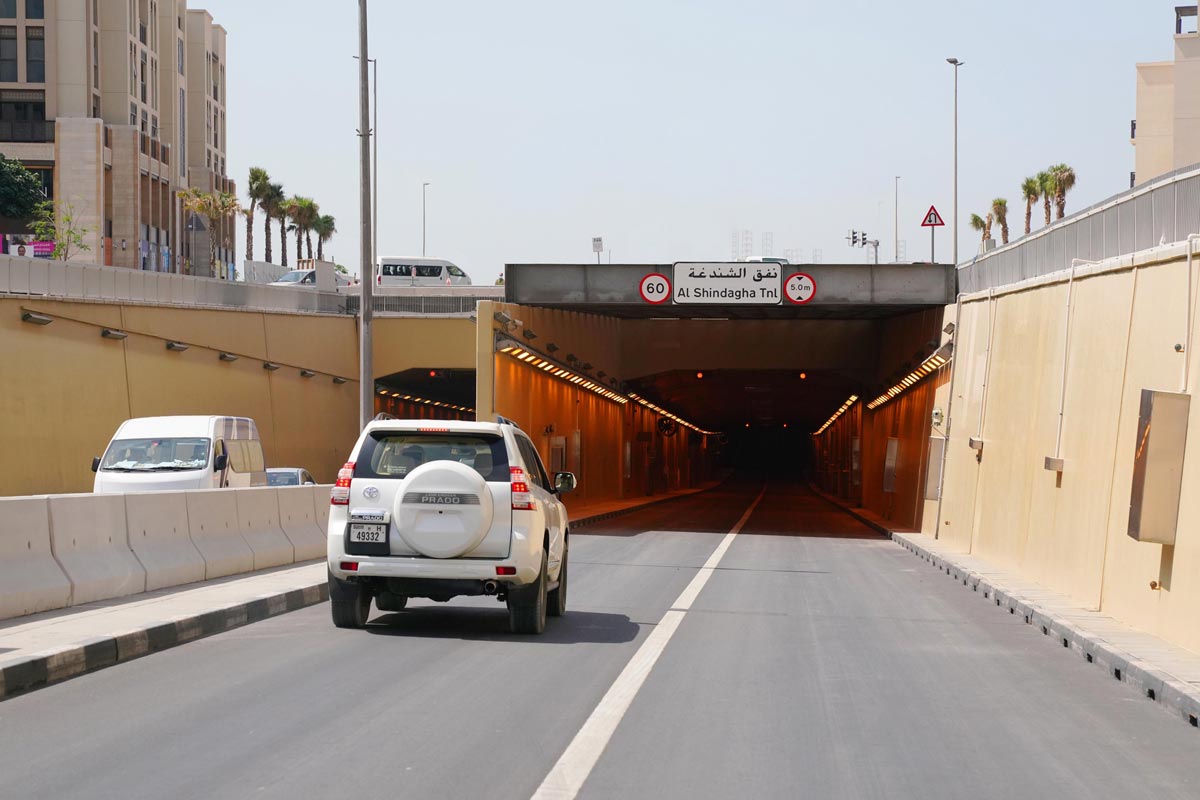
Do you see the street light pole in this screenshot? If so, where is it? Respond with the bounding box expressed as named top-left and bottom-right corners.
top-left (353, 55), bottom-right (378, 273)
top-left (357, 0), bottom-right (374, 431)
top-left (422, 181), bottom-right (430, 257)
top-left (947, 58), bottom-right (963, 266)
top-left (894, 175), bottom-right (900, 263)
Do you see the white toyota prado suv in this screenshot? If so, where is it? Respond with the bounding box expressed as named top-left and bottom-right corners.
top-left (327, 417), bottom-right (576, 634)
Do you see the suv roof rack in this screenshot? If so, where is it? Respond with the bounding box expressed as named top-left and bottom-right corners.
top-left (496, 415), bottom-right (522, 430)
top-left (373, 412), bottom-right (398, 421)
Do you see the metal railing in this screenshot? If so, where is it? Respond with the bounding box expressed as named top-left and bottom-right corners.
top-left (958, 163), bottom-right (1200, 294)
top-left (0, 255), bottom-right (501, 317)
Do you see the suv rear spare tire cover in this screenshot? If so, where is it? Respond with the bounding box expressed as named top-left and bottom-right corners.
top-left (394, 460), bottom-right (494, 558)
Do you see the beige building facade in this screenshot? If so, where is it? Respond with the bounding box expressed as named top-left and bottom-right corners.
top-left (0, 0), bottom-right (233, 275)
top-left (1132, 3), bottom-right (1200, 185)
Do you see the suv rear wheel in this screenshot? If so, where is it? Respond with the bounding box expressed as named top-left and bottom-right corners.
top-left (330, 570), bottom-right (372, 629)
top-left (507, 550), bottom-right (547, 634)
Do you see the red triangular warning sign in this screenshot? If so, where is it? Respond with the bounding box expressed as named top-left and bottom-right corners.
top-left (921, 205), bottom-right (945, 227)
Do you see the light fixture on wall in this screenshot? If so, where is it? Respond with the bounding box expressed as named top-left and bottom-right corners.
top-left (165, 341), bottom-right (189, 352)
top-left (20, 311), bottom-right (53, 325)
top-left (332, 376), bottom-right (348, 384)
top-left (101, 328), bottom-right (128, 340)
top-left (546, 343), bottom-right (560, 353)
top-left (866, 343), bottom-right (953, 410)
top-left (300, 369), bottom-right (316, 378)
top-left (218, 352), bottom-right (238, 362)
top-left (263, 361), bottom-right (281, 371)
top-left (120, 239), bottom-right (127, 251)
top-left (522, 329), bottom-right (538, 340)
top-left (813, 395), bottom-right (860, 435)
top-left (496, 337), bottom-right (629, 407)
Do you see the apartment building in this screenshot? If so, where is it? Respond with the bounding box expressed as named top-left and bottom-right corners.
top-left (0, 0), bottom-right (235, 276)
top-left (1131, 3), bottom-right (1200, 186)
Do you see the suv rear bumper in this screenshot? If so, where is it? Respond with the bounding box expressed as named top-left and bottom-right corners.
top-left (327, 554), bottom-right (540, 585)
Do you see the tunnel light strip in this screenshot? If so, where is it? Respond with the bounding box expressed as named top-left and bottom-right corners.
top-left (865, 344), bottom-right (953, 411)
top-left (496, 339), bottom-right (629, 406)
top-left (376, 387), bottom-right (475, 415)
top-left (813, 395), bottom-right (859, 435)
top-left (626, 392), bottom-right (717, 436)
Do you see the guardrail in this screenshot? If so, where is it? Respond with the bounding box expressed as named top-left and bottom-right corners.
top-left (959, 163), bottom-right (1200, 294)
top-left (0, 254), bottom-right (501, 317)
top-left (0, 485), bottom-right (331, 621)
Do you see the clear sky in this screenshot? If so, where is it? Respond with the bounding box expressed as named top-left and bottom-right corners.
top-left (201, 0), bottom-right (1176, 282)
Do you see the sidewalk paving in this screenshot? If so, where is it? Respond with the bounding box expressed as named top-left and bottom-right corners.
top-left (0, 481), bottom-right (724, 701)
top-left (814, 490), bottom-right (1200, 730)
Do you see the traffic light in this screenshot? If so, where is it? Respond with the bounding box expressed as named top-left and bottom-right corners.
top-left (851, 231), bottom-right (860, 247)
top-left (861, 231), bottom-right (868, 245)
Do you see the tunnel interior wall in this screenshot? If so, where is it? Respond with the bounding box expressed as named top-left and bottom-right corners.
top-left (930, 244), bottom-right (1200, 656)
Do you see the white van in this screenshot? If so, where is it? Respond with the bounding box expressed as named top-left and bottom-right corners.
top-left (92, 416), bottom-right (267, 493)
top-left (377, 258), bottom-right (472, 287)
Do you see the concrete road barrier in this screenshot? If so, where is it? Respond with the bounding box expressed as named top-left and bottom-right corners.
top-left (0, 497), bottom-right (72, 619)
top-left (186, 490), bottom-right (254, 579)
top-left (313, 485), bottom-right (331, 535)
top-left (48, 494), bottom-right (146, 606)
top-left (236, 488), bottom-right (294, 570)
top-left (277, 487), bottom-right (324, 561)
top-left (124, 492), bottom-right (206, 592)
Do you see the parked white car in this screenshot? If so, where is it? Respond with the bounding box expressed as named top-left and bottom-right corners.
top-left (327, 417), bottom-right (575, 633)
top-left (92, 416), bottom-right (267, 493)
top-left (269, 269), bottom-right (351, 290)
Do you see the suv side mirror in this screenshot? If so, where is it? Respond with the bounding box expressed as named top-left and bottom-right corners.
top-left (91, 456), bottom-right (101, 473)
top-left (554, 472), bottom-right (577, 495)
top-left (213, 453), bottom-right (228, 472)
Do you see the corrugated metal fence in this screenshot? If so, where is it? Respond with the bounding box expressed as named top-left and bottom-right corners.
top-left (958, 164), bottom-right (1200, 294)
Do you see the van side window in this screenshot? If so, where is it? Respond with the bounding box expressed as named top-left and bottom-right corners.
top-left (381, 264), bottom-right (412, 277)
top-left (415, 264), bottom-right (442, 278)
top-left (221, 439), bottom-right (265, 473)
top-left (447, 265), bottom-right (465, 277)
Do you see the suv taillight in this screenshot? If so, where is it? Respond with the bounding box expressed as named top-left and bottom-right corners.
top-left (511, 466), bottom-right (534, 511)
top-left (331, 462), bottom-right (354, 505)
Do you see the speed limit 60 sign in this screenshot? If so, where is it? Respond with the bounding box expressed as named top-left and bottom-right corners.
top-left (639, 273), bottom-right (671, 304)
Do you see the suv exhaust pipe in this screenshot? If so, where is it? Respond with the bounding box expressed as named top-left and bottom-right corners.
top-left (482, 580), bottom-right (499, 595)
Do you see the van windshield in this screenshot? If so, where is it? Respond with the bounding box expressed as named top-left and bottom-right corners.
top-left (100, 437), bottom-right (211, 471)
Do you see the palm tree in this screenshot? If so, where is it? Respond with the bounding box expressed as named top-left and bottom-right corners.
top-left (313, 214), bottom-right (337, 262)
top-left (288, 196), bottom-right (319, 261)
top-left (970, 213), bottom-right (987, 243)
top-left (278, 195), bottom-right (296, 267)
top-left (1050, 163), bottom-right (1076, 219)
top-left (992, 198), bottom-right (1010, 245)
top-left (258, 181), bottom-right (285, 264)
top-left (1038, 170), bottom-right (1056, 226)
top-left (1020, 177), bottom-right (1040, 236)
top-left (177, 188), bottom-right (242, 279)
top-left (244, 167), bottom-right (270, 263)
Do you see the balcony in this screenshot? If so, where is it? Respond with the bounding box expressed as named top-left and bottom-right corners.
top-left (0, 120), bottom-right (55, 142)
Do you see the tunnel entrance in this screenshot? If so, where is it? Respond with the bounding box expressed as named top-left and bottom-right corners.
top-left (479, 262), bottom-right (956, 530)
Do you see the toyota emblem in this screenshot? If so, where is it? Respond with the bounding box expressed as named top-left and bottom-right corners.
top-left (363, 486), bottom-right (380, 500)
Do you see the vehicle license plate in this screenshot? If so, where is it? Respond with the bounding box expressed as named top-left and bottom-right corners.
top-left (349, 523), bottom-right (387, 543)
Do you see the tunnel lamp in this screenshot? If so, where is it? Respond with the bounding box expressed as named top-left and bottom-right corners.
top-left (493, 311), bottom-right (515, 326)
top-left (745, 423), bottom-right (751, 428)
top-left (522, 329), bottom-right (538, 340)
top-left (546, 343), bottom-right (560, 353)
top-left (944, 322), bottom-right (956, 335)
top-left (496, 338), bottom-right (631, 406)
top-left (165, 341), bottom-right (189, 352)
top-left (263, 362), bottom-right (281, 371)
top-left (333, 376), bottom-right (347, 384)
top-left (21, 311), bottom-right (54, 325)
top-left (101, 328), bottom-right (128, 340)
top-left (392, 392), bottom-right (401, 398)
top-left (218, 352), bottom-right (238, 362)
top-left (866, 343), bottom-right (953, 410)
top-left (813, 395), bottom-right (860, 435)
top-left (696, 372), bottom-right (704, 379)
top-left (800, 372), bottom-right (807, 380)
top-left (784, 423), bottom-right (789, 429)
top-left (300, 369), bottom-right (316, 378)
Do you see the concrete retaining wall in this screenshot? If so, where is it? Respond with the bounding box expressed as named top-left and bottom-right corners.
top-left (124, 492), bottom-right (206, 592)
top-left (186, 489), bottom-right (254, 580)
top-left (236, 488), bottom-right (294, 570)
top-left (0, 496), bottom-right (72, 618)
top-left (48, 494), bottom-right (146, 605)
top-left (278, 487), bottom-right (325, 561)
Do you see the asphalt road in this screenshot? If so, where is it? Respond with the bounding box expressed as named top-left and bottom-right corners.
top-left (0, 479), bottom-right (1197, 800)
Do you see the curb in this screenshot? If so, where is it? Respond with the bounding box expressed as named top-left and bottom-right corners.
top-left (0, 582), bottom-right (328, 702)
top-left (814, 489), bottom-right (1200, 732)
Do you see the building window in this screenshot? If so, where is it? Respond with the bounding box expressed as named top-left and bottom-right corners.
top-left (25, 27), bottom-right (44, 83)
top-left (0, 27), bottom-right (15, 82)
top-left (140, 51), bottom-right (147, 103)
top-left (177, 38), bottom-right (183, 74)
top-left (93, 32), bottom-right (99, 88)
top-left (92, 94), bottom-right (100, 118)
top-left (130, 101), bottom-right (136, 125)
top-left (151, 58), bottom-right (157, 108)
top-left (0, 1), bottom-right (14, 19)
top-left (140, 108), bottom-right (146, 133)
top-left (25, 0), bottom-right (42, 20)
top-left (179, 87), bottom-right (185, 165)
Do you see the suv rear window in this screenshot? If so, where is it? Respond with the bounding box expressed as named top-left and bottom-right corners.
top-left (355, 432), bottom-right (509, 481)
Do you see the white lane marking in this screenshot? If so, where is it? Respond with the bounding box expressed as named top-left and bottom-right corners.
top-left (531, 486), bottom-right (768, 800)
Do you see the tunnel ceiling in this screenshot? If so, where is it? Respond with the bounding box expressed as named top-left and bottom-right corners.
top-left (376, 368), bottom-right (475, 407)
top-left (627, 369), bottom-right (863, 433)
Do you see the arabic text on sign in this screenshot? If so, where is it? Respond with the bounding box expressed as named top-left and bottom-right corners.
top-left (673, 262), bottom-right (783, 305)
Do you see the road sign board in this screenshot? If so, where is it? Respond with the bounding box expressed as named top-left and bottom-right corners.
top-left (673, 262), bottom-right (782, 305)
top-left (639, 272), bottom-right (671, 304)
top-left (784, 272), bottom-right (816, 305)
top-left (921, 206), bottom-right (945, 227)
top-left (592, 237), bottom-right (603, 253)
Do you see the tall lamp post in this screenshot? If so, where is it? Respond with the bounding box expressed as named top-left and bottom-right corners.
top-left (894, 175), bottom-right (900, 263)
top-left (946, 58), bottom-right (964, 266)
top-left (422, 181), bottom-right (431, 257)
top-left (353, 55), bottom-right (378, 275)
top-left (357, 0), bottom-right (374, 431)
